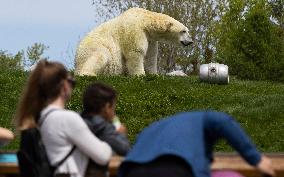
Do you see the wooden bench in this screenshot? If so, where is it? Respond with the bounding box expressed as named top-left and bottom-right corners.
top-left (211, 153), bottom-right (284, 177)
top-left (1, 153), bottom-right (284, 177)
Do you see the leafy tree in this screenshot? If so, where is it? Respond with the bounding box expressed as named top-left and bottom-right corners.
top-left (0, 50), bottom-right (24, 70)
top-left (216, 0), bottom-right (284, 82)
top-left (26, 43), bottom-right (49, 67)
top-left (269, 0), bottom-right (284, 28)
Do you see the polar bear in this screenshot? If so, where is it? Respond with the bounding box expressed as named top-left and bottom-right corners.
top-left (75, 8), bottom-right (192, 76)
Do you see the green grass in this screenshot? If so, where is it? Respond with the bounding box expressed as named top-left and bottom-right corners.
top-left (1, 69), bottom-right (284, 152)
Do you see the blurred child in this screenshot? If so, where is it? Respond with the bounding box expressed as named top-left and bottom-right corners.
top-left (81, 82), bottom-right (130, 177)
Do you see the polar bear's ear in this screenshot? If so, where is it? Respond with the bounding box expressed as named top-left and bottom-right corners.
top-left (166, 22), bottom-right (173, 32)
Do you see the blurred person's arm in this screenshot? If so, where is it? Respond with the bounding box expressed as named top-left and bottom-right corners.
top-left (116, 124), bottom-right (127, 135)
top-left (113, 116), bottom-right (128, 136)
top-left (65, 114), bottom-right (112, 165)
top-left (0, 127), bottom-right (14, 146)
top-left (257, 155), bottom-right (275, 176)
top-left (205, 111), bottom-right (275, 176)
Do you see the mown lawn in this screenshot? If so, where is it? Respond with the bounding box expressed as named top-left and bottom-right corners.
top-left (1, 69), bottom-right (284, 152)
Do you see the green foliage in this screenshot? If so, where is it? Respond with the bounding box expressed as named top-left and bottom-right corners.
top-left (26, 43), bottom-right (49, 67)
top-left (0, 69), bottom-right (27, 150)
top-left (269, 0), bottom-right (284, 28)
top-left (1, 42), bottom-right (49, 71)
top-left (0, 50), bottom-right (24, 71)
top-left (1, 70), bottom-right (284, 152)
top-left (216, 0), bottom-right (284, 82)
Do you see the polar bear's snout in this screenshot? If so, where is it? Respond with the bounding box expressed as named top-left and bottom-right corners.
top-left (181, 39), bottom-right (193, 46)
top-left (180, 30), bottom-right (193, 46)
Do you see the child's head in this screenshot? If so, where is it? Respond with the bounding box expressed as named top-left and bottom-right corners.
top-left (82, 82), bottom-right (117, 121)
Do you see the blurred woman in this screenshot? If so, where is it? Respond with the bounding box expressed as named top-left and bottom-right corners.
top-left (14, 60), bottom-right (112, 177)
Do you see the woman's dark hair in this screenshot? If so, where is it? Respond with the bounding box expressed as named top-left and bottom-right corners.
top-left (82, 82), bottom-right (117, 114)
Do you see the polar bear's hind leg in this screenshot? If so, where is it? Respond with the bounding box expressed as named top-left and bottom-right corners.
top-left (76, 50), bottom-right (110, 76)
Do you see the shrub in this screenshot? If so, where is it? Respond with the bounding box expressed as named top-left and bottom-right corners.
top-left (0, 50), bottom-right (24, 71)
top-left (216, 0), bottom-right (284, 82)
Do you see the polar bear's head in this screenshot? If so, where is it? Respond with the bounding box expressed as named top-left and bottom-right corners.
top-left (148, 16), bottom-right (193, 47)
top-left (163, 20), bottom-right (193, 47)
top-left (177, 26), bottom-right (192, 47)
top-left (178, 27), bottom-right (193, 46)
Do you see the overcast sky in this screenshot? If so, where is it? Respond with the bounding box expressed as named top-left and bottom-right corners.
top-left (0, 0), bottom-right (101, 69)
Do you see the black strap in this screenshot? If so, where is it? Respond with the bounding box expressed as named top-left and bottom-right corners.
top-left (54, 146), bottom-right (76, 168)
top-left (39, 108), bottom-right (76, 168)
top-left (38, 108), bottom-right (58, 126)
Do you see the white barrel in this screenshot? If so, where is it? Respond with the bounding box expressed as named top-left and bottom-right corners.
top-left (199, 63), bottom-right (229, 84)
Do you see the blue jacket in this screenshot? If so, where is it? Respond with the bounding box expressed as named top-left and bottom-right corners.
top-left (118, 111), bottom-right (261, 177)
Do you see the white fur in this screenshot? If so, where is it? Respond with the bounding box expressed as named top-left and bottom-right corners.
top-left (75, 8), bottom-right (191, 76)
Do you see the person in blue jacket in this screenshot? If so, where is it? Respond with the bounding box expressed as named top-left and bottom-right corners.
top-left (118, 111), bottom-right (275, 177)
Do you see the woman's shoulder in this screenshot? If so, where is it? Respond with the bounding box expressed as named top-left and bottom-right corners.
top-left (52, 109), bottom-right (89, 131)
top-left (42, 106), bottom-right (83, 124)
top-left (58, 109), bottom-right (80, 117)
top-left (55, 109), bottom-right (84, 122)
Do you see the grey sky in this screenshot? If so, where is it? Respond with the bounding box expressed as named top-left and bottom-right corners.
top-left (0, 0), bottom-right (100, 69)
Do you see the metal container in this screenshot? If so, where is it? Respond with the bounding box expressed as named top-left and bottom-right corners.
top-left (199, 63), bottom-right (229, 84)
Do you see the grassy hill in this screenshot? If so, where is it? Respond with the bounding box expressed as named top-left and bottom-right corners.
top-left (1, 69), bottom-right (284, 152)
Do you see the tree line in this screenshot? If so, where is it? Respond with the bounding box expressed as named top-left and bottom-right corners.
top-left (0, 43), bottom-right (49, 71)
